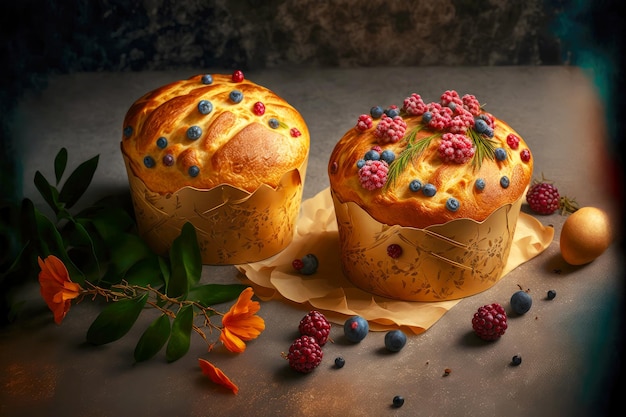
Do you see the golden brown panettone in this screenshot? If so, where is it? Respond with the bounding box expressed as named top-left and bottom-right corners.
top-left (329, 91), bottom-right (533, 229)
top-left (121, 72), bottom-right (309, 194)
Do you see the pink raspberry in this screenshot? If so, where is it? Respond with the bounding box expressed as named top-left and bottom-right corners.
top-left (374, 114), bottom-right (407, 143)
top-left (427, 104), bottom-right (453, 130)
top-left (462, 94), bottom-right (481, 116)
top-left (438, 133), bottom-right (475, 164)
top-left (402, 93), bottom-right (428, 116)
top-left (371, 145), bottom-right (382, 153)
top-left (358, 160), bottom-right (389, 190)
top-left (356, 114), bottom-right (373, 131)
top-left (440, 90), bottom-right (463, 108)
top-left (448, 107), bottom-right (475, 133)
top-left (506, 133), bottom-right (520, 149)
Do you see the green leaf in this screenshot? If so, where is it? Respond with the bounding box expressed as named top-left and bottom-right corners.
top-left (165, 304), bottom-right (193, 362)
top-left (188, 283), bottom-right (247, 307)
top-left (134, 314), bottom-right (171, 362)
top-left (85, 207), bottom-right (135, 241)
top-left (86, 293), bottom-right (148, 345)
top-left (124, 255), bottom-right (165, 287)
top-left (54, 148), bottom-right (68, 185)
top-left (34, 171), bottom-right (61, 215)
top-left (106, 232), bottom-right (152, 276)
top-left (167, 222), bottom-right (202, 298)
top-left (58, 154), bottom-right (99, 209)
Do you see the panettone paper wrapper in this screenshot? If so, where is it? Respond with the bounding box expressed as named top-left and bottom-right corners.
top-left (123, 153), bottom-right (307, 265)
top-left (237, 187), bottom-right (554, 334)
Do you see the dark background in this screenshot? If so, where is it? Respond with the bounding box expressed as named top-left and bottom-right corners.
top-left (0, 0), bottom-right (624, 414)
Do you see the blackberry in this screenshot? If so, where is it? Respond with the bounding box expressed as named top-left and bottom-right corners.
top-left (286, 336), bottom-right (323, 373)
top-left (472, 303), bottom-right (507, 341)
top-left (298, 310), bottom-right (331, 346)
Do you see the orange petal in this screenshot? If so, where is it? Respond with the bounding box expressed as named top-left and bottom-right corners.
top-left (223, 315), bottom-right (265, 341)
top-left (198, 359), bottom-right (239, 394)
top-left (219, 327), bottom-right (246, 353)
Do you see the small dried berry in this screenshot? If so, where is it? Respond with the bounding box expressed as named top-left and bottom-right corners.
top-left (547, 290), bottom-right (557, 300)
top-left (392, 395), bottom-right (405, 408)
top-left (511, 355), bottom-right (522, 366)
top-left (334, 357), bottom-right (345, 368)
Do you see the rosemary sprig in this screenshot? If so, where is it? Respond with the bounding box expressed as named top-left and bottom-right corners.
top-left (384, 129), bottom-right (439, 191)
top-left (467, 128), bottom-right (498, 169)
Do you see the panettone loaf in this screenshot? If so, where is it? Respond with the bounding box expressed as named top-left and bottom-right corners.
top-left (329, 91), bottom-right (533, 228)
top-left (121, 72), bottom-right (309, 194)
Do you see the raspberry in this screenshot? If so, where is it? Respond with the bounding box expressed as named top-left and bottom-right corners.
top-left (448, 107), bottom-right (475, 133)
top-left (526, 182), bottom-right (560, 214)
top-left (374, 114), bottom-right (407, 143)
top-left (231, 70), bottom-right (244, 82)
top-left (403, 93), bottom-right (428, 116)
top-left (438, 133), bottom-right (475, 164)
top-left (520, 148), bottom-right (531, 162)
top-left (506, 133), bottom-right (520, 149)
top-left (426, 103), bottom-right (453, 130)
top-left (472, 303), bottom-right (508, 341)
top-left (462, 94), bottom-right (481, 116)
top-left (356, 114), bottom-right (373, 131)
top-left (290, 128), bottom-right (301, 137)
top-left (252, 101), bottom-right (265, 116)
top-left (440, 90), bottom-right (463, 108)
top-left (286, 336), bottom-right (323, 373)
top-left (298, 310), bottom-right (331, 346)
top-left (358, 160), bottom-right (389, 190)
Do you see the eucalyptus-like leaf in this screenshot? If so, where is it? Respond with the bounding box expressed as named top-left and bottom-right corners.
top-left (165, 304), bottom-right (194, 362)
top-left (34, 171), bottom-right (60, 215)
top-left (58, 154), bottom-right (99, 209)
top-left (167, 222), bottom-right (201, 298)
top-left (134, 313), bottom-right (171, 362)
top-left (105, 232), bottom-right (152, 276)
top-left (85, 207), bottom-right (135, 241)
top-left (65, 219), bottom-right (101, 275)
top-left (86, 293), bottom-right (148, 345)
top-left (188, 283), bottom-right (248, 307)
top-left (54, 148), bottom-right (68, 185)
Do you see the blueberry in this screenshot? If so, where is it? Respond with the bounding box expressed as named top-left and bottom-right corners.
top-left (409, 179), bottom-right (422, 192)
top-left (485, 127), bottom-right (494, 137)
top-left (384, 330), bottom-right (407, 352)
top-left (422, 183), bottom-right (437, 197)
top-left (201, 74), bottom-right (213, 84)
top-left (446, 197), bottom-right (460, 212)
top-left (187, 126), bottom-right (202, 140)
top-left (334, 357), bottom-right (345, 369)
top-left (500, 176), bottom-right (510, 188)
top-left (422, 112), bottom-right (433, 123)
top-left (356, 159), bottom-right (366, 169)
top-left (495, 147), bottom-right (507, 161)
top-left (474, 118), bottom-right (488, 134)
top-left (392, 395), bottom-right (405, 408)
top-left (448, 102), bottom-right (457, 112)
top-left (123, 126), bottom-right (133, 137)
top-left (344, 316), bottom-right (369, 342)
top-left (143, 156), bottom-right (155, 168)
top-left (268, 118), bottom-right (280, 129)
top-left (510, 290), bottom-right (532, 315)
top-left (380, 149), bottom-right (395, 164)
top-left (229, 90), bottom-right (244, 103)
top-left (370, 106), bottom-right (384, 119)
top-left (198, 99), bottom-right (213, 115)
top-left (156, 137), bottom-right (168, 149)
top-left (364, 150), bottom-right (380, 161)
top-left (475, 178), bottom-right (486, 191)
top-left (547, 290), bottom-right (557, 300)
top-left (385, 107), bottom-right (400, 118)
top-left (300, 254), bottom-right (318, 275)
top-left (511, 355), bottom-right (522, 366)
top-left (188, 166), bottom-right (200, 177)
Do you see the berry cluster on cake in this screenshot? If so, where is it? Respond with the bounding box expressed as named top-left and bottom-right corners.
top-left (328, 90), bottom-right (533, 301)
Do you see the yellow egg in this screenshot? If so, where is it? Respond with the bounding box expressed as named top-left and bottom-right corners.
top-left (559, 206), bottom-right (612, 265)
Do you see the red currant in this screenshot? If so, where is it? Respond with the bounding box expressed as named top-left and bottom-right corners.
top-left (232, 70), bottom-right (244, 82)
top-left (253, 101), bottom-right (265, 116)
top-left (290, 128), bottom-right (301, 137)
top-left (292, 259), bottom-right (304, 270)
top-left (520, 148), bottom-right (531, 162)
top-left (387, 244), bottom-right (403, 259)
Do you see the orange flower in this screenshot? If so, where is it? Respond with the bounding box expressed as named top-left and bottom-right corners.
top-left (38, 255), bottom-right (82, 324)
top-left (198, 358), bottom-right (239, 394)
top-left (219, 287), bottom-right (265, 353)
